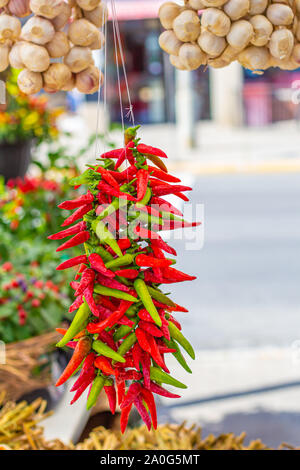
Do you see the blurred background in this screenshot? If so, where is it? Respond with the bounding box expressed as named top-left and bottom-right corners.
top-left (1, 0), bottom-right (300, 449)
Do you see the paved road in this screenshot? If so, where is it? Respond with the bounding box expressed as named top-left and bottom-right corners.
top-left (167, 172), bottom-right (300, 350)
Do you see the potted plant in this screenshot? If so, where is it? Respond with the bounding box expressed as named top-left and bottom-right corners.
top-left (0, 69), bottom-right (62, 182)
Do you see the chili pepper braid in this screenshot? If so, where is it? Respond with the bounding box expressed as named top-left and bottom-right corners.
top-left (50, 127), bottom-right (200, 432)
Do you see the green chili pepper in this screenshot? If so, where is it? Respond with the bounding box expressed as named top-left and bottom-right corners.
top-left (163, 338), bottom-right (192, 374)
top-left (147, 286), bottom-right (176, 308)
top-left (94, 285), bottom-right (138, 302)
top-left (134, 279), bottom-right (162, 327)
top-left (117, 332), bottom-right (137, 358)
top-left (56, 301), bottom-right (90, 348)
top-left (125, 304), bottom-right (141, 318)
top-left (113, 319), bottom-right (138, 342)
top-left (136, 187), bottom-right (152, 206)
top-left (105, 254), bottom-right (134, 269)
top-left (150, 367), bottom-right (187, 389)
top-left (86, 375), bottom-right (105, 410)
top-left (92, 339), bottom-right (126, 363)
top-left (95, 245), bottom-right (114, 263)
top-left (168, 321), bottom-right (195, 360)
top-left (92, 220), bottom-right (122, 257)
top-left (97, 198), bottom-right (128, 222)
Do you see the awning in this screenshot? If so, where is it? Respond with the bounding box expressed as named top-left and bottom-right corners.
top-left (109, 0), bottom-right (166, 21)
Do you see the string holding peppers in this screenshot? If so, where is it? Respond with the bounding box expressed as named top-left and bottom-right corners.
top-left (49, 127), bottom-right (200, 432)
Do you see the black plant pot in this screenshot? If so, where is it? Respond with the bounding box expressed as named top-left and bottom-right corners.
top-left (0, 140), bottom-right (32, 182)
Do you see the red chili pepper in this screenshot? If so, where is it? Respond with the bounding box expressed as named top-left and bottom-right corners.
top-left (131, 342), bottom-right (143, 371)
top-left (151, 196), bottom-right (183, 216)
top-left (134, 394), bottom-right (151, 430)
top-left (94, 356), bottom-right (115, 375)
top-left (136, 169), bottom-right (149, 202)
top-left (147, 165), bottom-right (180, 183)
top-left (152, 184), bottom-right (192, 197)
top-left (151, 237), bottom-right (177, 256)
top-left (56, 231), bottom-right (90, 252)
top-left (120, 404), bottom-right (132, 434)
top-left (147, 334), bottom-right (169, 373)
top-left (140, 388), bottom-right (157, 429)
top-left (87, 300), bottom-right (133, 334)
top-left (114, 269), bottom-right (139, 279)
top-left (97, 181), bottom-right (136, 201)
top-left (70, 371), bottom-right (95, 405)
top-left (139, 320), bottom-right (163, 338)
top-left (61, 203), bottom-right (93, 227)
top-left (106, 238), bottom-right (131, 255)
top-left (120, 382), bottom-right (142, 409)
top-left (149, 381), bottom-right (181, 399)
top-left (161, 267), bottom-right (197, 282)
top-left (135, 254), bottom-right (172, 268)
top-left (69, 295), bottom-right (83, 313)
top-left (96, 166), bottom-right (120, 190)
top-left (141, 351), bottom-right (151, 389)
top-left (134, 225), bottom-right (160, 240)
top-left (56, 255), bottom-right (88, 271)
top-left (116, 375), bottom-right (126, 405)
top-left (58, 191), bottom-right (94, 210)
top-left (48, 221), bottom-right (86, 240)
top-left (100, 148), bottom-right (124, 159)
top-left (83, 284), bottom-right (99, 316)
top-left (56, 336), bottom-right (92, 387)
top-left (75, 268), bottom-right (95, 296)
top-left (96, 273), bottom-right (130, 293)
top-left (104, 384), bottom-right (117, 414)
top-left (135, 327), bottom-right (151, 353)
top-left (99, 330), bottom-right (117, 351)
top-left (75, 263), bottom-right (87, 280)
top-left (115, 141), bottom-right (135, 169)
top-left (168, 315), bottom-right (182, 331)
top-left (137, 143), bottom-right (167, 159)
top-left (89, 253), bottom-right (115, 278)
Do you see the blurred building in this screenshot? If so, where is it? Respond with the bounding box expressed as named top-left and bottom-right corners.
top-left (87, 0), bottom-right (300, 128)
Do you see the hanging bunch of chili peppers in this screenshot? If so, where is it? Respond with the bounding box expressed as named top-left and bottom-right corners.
top-left (50, 127), bottom-right (200, 432)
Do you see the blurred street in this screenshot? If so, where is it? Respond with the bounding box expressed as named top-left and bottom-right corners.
top-left (170, 172), bottom-right (300, 350)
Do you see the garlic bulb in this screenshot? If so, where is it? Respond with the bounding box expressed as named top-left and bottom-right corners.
top-left (202, 0), bottom-right (228, 7)
top-left (46, 31), bottom-right (70, 58)
top-left (76, 65), bottom-right (103, 94)
top-left (30, 0), bottom-right (64, 19)
top-left (295, 21), bottom-right (300, 42)
top-left (158, 2), bottom-right (181, 30)
top-left (178, 43), bottom-right (206, 69)
top-left (266, 4), bottom-right (293, 26)
top-left (0, 15), bottom-right (21, 42)
top-left (64, 46), bottom-right (93, 72)
top-left (0, 44), bottom-right (9, 72)
top-left (43, 63), bottom-right (72, 90)
top-left (89, 29), bottom-right (105, 50)
top-left (68, 18), bottom-right (100, 46)
top-left (249, 0), bottom-right (268, 15)
top-left (269, 28), bottom-right (294, 59)
top-left (238, 45), bottom-right (270, 69)
top-left (61, 73), bottom-right (75, 91)
top-left (186, 0), bottom-right (205, 9)
top-left (292, 43), bottom-right (300, 63)
top-left (250, 15), bottom-right (273, 46)
top-left (296, 0), bottom-right (300, 13)
top-left (226, 20), bottom-right (253, 50)
top-left (159, 30), bottom-right (182, 56)
top-left (208, 45), bottom-right (237, 67)
top-left (224, 0), bottom-right (250, 21)
top-left (17, 69), bottom-right (43, 94)
top-left (198, 30), bottom-right (226, 57)
top-left (52, 2), bottom-right (72, 30)
top-left (20, 43), bottom-right (50, 72)
top-left (9, 41), bottom-right (25, 68)
top-left (83, 4), bottom-right (108, 27)
top-left (21, 16), bottom-right (55, 45)
top-left (169, 54), bottom-right (187, 70)
top-left (201, 8), bottom-right (231, 37)
top-left (8, 0), bottom-right (31, 17)
top-left (76, 0), bottom-right (101, 11)
top-left (173, 10), bottom-right (201, 42)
